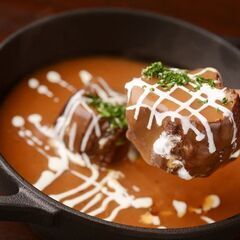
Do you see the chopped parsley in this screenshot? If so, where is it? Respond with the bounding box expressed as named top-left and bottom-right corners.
top-left (142, 62), bottom-right (216, 90)
top-left (222, 97), bottom-right (228, 105)
top-left (150, 87), bottom-right (155, 92)
top-left (87, 96), bottom-right (127, 130)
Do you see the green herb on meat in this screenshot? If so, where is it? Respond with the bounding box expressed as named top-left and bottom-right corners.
top-left (142, 61), bottom-right (216, 90)
top-left (88, 96), bottom-right (127, 130)
top-left (222, 97), bottom-right (228, 105)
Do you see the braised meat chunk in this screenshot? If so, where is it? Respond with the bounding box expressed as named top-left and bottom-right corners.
top-left (55, 75), bottom-right (128, 164)
top-left (125, 62), bottom-right (240, 179)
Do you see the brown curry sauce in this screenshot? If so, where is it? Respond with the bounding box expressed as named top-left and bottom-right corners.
top-left (0, 56), bottom-right (239, 228)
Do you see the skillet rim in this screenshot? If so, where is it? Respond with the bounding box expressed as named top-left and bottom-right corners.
top-left (0, 7), bottom-right (239, 237)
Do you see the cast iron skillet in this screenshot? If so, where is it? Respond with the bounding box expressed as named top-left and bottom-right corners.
top-left (0, 8), bottom-right (239, 240)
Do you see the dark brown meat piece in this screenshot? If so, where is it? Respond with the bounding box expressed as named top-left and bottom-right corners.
top-left (55, 75), bottom-right (128, 165)
top-left (125, 67), bottom-right (240, 179)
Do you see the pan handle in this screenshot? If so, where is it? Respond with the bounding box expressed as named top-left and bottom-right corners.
top-left (0, 155), bottom-right (58, 226)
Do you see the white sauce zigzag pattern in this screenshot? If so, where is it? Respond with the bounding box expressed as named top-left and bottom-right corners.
top-left (28, 78), bottom-right (59, 102)
top-left (125, 68), bottom-right (237, 155)
top-left (12, 70), bottom-right (153, 223)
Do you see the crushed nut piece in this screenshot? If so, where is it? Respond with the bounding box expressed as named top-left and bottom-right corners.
top-left (140, 212), bottom-right (161, 226)
top-left (203, 194), bottom-right (220, 212)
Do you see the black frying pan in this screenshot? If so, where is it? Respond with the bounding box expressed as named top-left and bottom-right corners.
top-left (0, 8), bottom-right (239, 240)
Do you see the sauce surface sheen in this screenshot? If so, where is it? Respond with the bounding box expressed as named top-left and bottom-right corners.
top-left (0, 56), bottom-right (239, 228)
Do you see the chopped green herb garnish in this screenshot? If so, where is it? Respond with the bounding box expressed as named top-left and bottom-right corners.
top-left (142, 62), bottom-right (165, 79)
top-left (88, 96), bottom-right (127, 130)
top-left (150, 87), bottom-right (155, 91)
top-left (195, 76), bottom-right (216, 90)
top-left (142, 62), bottom-right (216, 90)
top-left (222, 97), bottom-right (228, 105)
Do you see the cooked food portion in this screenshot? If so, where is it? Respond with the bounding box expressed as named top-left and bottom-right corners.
top-left (1, 57), bottom-right (240, 229)
top-left (126, 62), bottom-right (240, 179)
top-left (55, 74), bottom-right (128, 164)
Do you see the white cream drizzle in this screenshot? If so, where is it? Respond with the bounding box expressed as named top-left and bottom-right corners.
top-left (12, 116), bottom-right (25, 128)
top-left (140, 212), bottom-right (161, 226)
top-left (28, 78), bottom-right (59, 102)
top-left (13, 114), bottom-right (153, 222)
top-left (47, 71), bottom-right (77, 93)
top-left (202, 194), bottom-right (221, 212)
top-left (12, 70), bottom-right (153, 224)
top-left (158, 226), bottom-right (167, 229)
top-left (79, 70), bottom-right (126, 105)
top-left (189, 207), bottom-right (202, 214)
top-left (132, 185), bottom-right (140, 192)
top-left (176, 164), bottom-right (193, 180)
top-left (200, 216), bottom-right (215, 224)
top-left (153, 132), bottom-right (193, 180)
top-left (34, 170), bottom-right (57, 190)
top-left (53, 89), bottom-right (101, 152)
top-left (127, 145), bottom-right (139, 162)
top-left (79, 70), bottom-right (92, 85)
top-left (153, 131), bottom-right (181, 159)
top-left (230, 149), bottom-right (240, 159)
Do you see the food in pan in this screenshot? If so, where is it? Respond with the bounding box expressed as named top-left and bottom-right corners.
top-left (55, 72), bottom-right (128, 165)
top-left (126, 62), bottom-right (240, 179)
top-left (0, 57), bottom-right (240, 229)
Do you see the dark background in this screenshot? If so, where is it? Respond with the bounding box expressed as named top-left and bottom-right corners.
top-left (0, 0), bottom-right (239, 239)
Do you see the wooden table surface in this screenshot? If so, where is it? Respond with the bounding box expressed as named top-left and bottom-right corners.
top-left (0, 0), bottom-right (239, 239)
